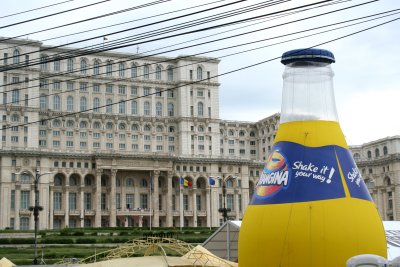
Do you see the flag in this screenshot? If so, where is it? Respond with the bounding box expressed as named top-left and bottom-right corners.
top-left (181, 177), bottom-right (192, 187)
top-left (149, 175), bottom-right (153, 191)
top-left (209, 177), bottom-right (215, 186)
top-left (180, 177), bottom-right (184, 185)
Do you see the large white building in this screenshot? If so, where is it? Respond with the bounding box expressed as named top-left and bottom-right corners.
top-left (0, 38), bottom-right (397, 230)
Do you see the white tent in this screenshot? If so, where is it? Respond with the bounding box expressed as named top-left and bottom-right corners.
top-left (0, 257), bottom-right (15, 267)
top-left (202, 220), bottom-right (241, 262)
top-left (203, 221), bottom-right (399, 262)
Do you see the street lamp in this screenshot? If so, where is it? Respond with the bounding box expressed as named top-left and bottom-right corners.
top-left (15, 169), bottom-right (52, 265)
top-left (218, 176), bottom-right (237, 222)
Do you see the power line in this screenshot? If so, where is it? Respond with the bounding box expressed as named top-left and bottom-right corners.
top-left (0, 0), bottom-right (75, 19)
top-left (0, 0), bottom-right (111, 30)
top-left (0, 0), bottom-right (172, 45)
top-left (3, 14), bottom-right (399, 130)
top-left (0, 0), bottom-right (227, 53)
top-left (0, 0), bottom-right (344, 92)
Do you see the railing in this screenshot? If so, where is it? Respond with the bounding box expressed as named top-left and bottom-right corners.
top-left (116, 208), bottom-right (151, 216)
top-left (183, 210), bottom-right (193, 216)
top-left (197, 210), bottom-right (207, 216)
top-left (54, 209), bottom-right (65, 216)
top-left (84, 209), bottom-right (96, 216)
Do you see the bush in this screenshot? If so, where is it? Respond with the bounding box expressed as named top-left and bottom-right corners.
top-left (75, 238), bottom-right (96, 244)
top-left (9, 238), bottom-right (35, 244)
top-left (0, 238), bottom-right (10, 244)
top-left (42, 237), bottom-right (74, 244)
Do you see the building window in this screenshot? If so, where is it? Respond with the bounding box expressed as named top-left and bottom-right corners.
top-left (118, 62), bottom-right (125, 77)
top-left (54, 192), bottom-right (62, 210)
top-left (167, 66), bottom-right (173, 81)
top-left (227, 194), bottom-right (234, 211)
top-left (106, 61), bottom-right (112, 76)
top-left (144, 101), bottom-right (150, 116)
top-left (93, 60), bottom-right (100, 75)
top-left (84, 193), bottom-right (92, 209)
top-left (155, 66), bottom-right (161, 80)
top-left (183, 195), bottom-right (189, 211)
top-left (126, 194), bottom-right (134, 209)
top-left (53, 95), bottom-right (61, 110)
top-left (131, 63), bottom-right (137, 78)
top-left (196, 195), bottom-right (201, 211)
top-left (197, 66), bottom-right (202, 80)
top-left (119, 101), bottom-right (126, 114)
top-left (80, 59), bottom-right (87, 74)
top-left (20, 191), bottom-right (30, 209)
top-left (144, 65), bottom-right (150, 79)
top-left (198, 102), bottom-right (204, 116)
top-left (67, 59), bottom-right (74, 72)
top-left (93, 97), bottom-right (100, 112)
top-left (106, 84), bottom-right (113, 93)
top-left (131, 100), bottom-right (137, 115)
top-left (20, 217), bottom-right (29, 230)
top-left (156, 102), bottom-right (162, 116)
top-left (13, 49), bottom-right (20, 64)
top-left (140, 194), bottom-right (148, 209)
top-left (80, 97), bottom-right (87, 111)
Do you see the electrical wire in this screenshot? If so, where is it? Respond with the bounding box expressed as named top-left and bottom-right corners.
top-left (3, 14), bottom-right (399, 130)
top-left (0, 0), bottom-right (75, 19)
top-left (0, 0), bottom-right (227, 53)
top-left (0, 0), bottom-right (378, 92)
top-left (0, 0), bottom-right (111, 30)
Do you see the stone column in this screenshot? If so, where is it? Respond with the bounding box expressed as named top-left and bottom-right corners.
top-left (64, 188), bottom-right (69, 227)
top-left (192, 188), bottom-right (197, 227)
top-left (166, 172), bottom-right (173, 227)
top-left (152, 170), bottom-right (160, 227)
top-left (110, 169), bottom-right (117, 227)
top-left (80, 182), bottom-right (84, 228)
top-left (49, 188), bottom-right (54, 229)
top-left (95, 169), bottom-right (102, 227)
top-left (235, 192), bottom-right (239, 220)
top-left (15, 185), bottom-right (21, 230)
top-left (206, 186), bottom-right (211, 228)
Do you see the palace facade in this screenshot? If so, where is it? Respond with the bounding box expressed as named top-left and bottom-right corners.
top-left (0, 38), bottom-right (397, 230)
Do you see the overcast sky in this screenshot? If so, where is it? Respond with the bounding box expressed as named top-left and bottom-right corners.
top-left (1, 0), bottom-right (399, 145)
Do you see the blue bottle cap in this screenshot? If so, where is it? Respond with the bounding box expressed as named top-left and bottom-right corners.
top-left (281, 48), bottom-right (335, 65)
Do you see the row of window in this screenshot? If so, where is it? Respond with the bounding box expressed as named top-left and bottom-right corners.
top-left (39, 94), bottom-right (179, 116)
top-left (353, 146), bottom-right (389, 160)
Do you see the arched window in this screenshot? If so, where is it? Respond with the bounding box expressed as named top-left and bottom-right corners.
top-left (229, 129), bottom-right (234, 136)
top-left (67, 58), bottom-right (74, 72)
top-left (93, 97), bottom-right (100, 112)
top-left (364, 178), bottom-right (375, 189)
top-left (116, 178), bottom-right (121, 187)
top-left (106, 99), bottom-right (112, 113)
top-left (54, 174), bottom-right (63, 186)
top-left (106, 61), bottom-right (112, 76)
top-left (375, 148), bottom-right (380, 157)
top-left (140, 179), bottom-right (148, 188)
top-left (54, 57), bottom-right (61, 71)
top-left (239, 130), bottom-right (245, 136)
top-left (226, 179), bottom-right (234, 188)
top-left (167, 66), bottom-right (173, 81)
top-left (118, 62), bottom-right (125, 77)
top-left (168, 103), bottom-right (174, 116)
top-left (156, 125), bottom-right (163, 132)
top-left (40, 94), bottom-right (48, 110)
top-left (126, 178), bottom-right (134, 187)
top-left (85, 176), bottom-right (92, 186)
top-left (93, 60), bottom-right (100, 75)
top-left (69, 175), bottom-right (78, 186)
top-left (80, 97), bottom-right (87, 111)
top-left (198, 126), bottom-right (204, 132)
top-left (13, 49), bottom-right (20, 64)
top-left (21, 173), bottom-right (30, 183)
top-left (353, 153), bottom-right (361, 160)
top-left (144, 65), bottom-right (150, 79)
top-left (119, 123), bottom-right (126, 130)
top-left (93, 121), bottom-right (101, 129)
top-left (144, 125), bottom-right (151, 132)
top-left (119, 100), bottom-right (126, 114)
top-left (155, 66), bottom-right (161, 80)
top-left (197, 66), bottom-right (202, 80)
top-left (132, 124), bottom-right (139, 131)
top-left (40, 55), bottom-right (49, 71)
top-left (383, 146), bottom-right (388, 155)
top-left (66, 120), bottom-right (74, 128)
top-left (156, 102), bottom-right (162, 116)
top-left (67, 96), bottom-right (74, 111)
top-left (250, 131), bottom-right (255, 137)
top-left (53, 120), bottom-right (61, 127)
top-left (144, 101), bottom-right (150, 116)
top-left (11, 114), bottom-right (19, 122)
top-left (53, 95), bottom-right (61, 110)
top-left (79, 121), bottom-right (87, 128)
top-left (197, 102), bottom-right (204, 116)
top-left (169, 126), bottom-right (175, 132)
top-left (101, 177), bottom-right (107, 187)
top-left (131, 100), bottom-right (137, 115)
top-left (131, 63), bottom-right (137, 78)
top-left (106, 122), bottom-right (113, 130)
top-left (384, 177), bottom-right (391, 186)
top-left (367, 151), bottom-right (372, 159)
top-left (80, 59), bottom-right (87, 74)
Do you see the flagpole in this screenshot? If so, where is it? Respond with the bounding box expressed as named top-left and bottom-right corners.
top-left (209, 184), bottom-right (212, 230)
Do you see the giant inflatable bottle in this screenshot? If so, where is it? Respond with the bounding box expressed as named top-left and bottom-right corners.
top-left (238, 48), bottom-right (387, 267)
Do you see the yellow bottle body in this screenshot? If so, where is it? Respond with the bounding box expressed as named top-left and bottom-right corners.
top-left (238, 121), bottom-right (387, 267)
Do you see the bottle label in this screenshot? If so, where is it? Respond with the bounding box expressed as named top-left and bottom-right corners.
top-left (250, 141), bottom-right (372, 205)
